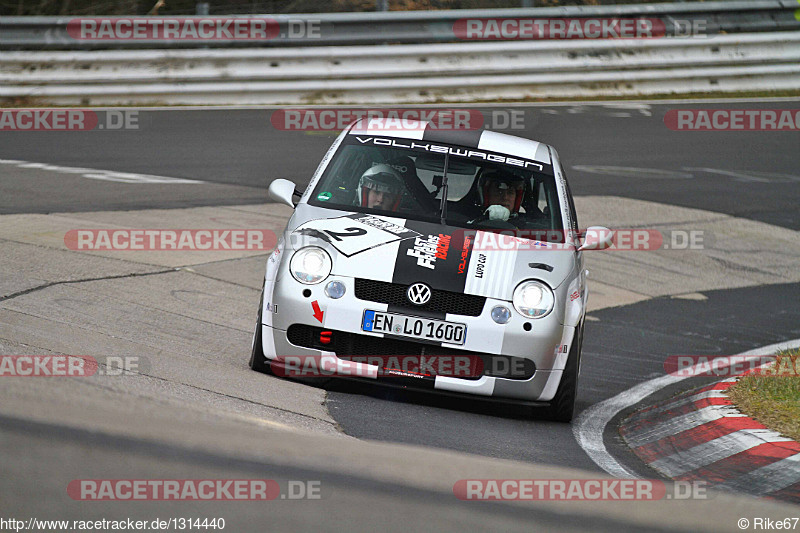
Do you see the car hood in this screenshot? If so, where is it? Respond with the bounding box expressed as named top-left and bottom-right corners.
top-left (288, 206), bottom-right (576, 301)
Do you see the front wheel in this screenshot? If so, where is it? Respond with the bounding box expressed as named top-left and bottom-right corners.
top-left (543, 323), bottom-right (583, 422)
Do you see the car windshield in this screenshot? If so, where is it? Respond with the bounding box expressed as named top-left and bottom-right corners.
top-left (308, 135), bottom-right (564, 238)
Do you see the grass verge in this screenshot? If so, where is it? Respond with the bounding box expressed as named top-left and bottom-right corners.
top-left (726, 348), bottom-right (800, 442)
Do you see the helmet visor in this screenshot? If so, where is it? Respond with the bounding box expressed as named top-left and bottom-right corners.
top-left (362, 173), bottom-right (403, 194)
top-left (488, 180), bottom-right (524, 194)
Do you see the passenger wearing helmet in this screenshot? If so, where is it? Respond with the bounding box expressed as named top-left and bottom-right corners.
top-left (357, 164), bottom-right (405, 211)
top-left (476, 168), bottom-right (525, 223)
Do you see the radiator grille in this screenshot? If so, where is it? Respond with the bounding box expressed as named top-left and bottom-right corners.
top-left (354, 278), bottom-right (485, 317)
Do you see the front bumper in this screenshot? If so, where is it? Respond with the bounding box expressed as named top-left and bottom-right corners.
top-left (261, 274), bottom-right (575, 402)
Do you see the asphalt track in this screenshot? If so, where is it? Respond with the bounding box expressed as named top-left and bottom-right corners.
top-left (2, 101), bottom-right (799, 230)
top-left (1, 100), bottom-right (799, 530)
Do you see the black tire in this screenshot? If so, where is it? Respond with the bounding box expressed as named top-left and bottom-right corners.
top-left (543, 322), bottom-right (583, 423)
top-left (248, 289), bottom-right (273, 374)
top-left (247, 287), bottom-right (330, 387)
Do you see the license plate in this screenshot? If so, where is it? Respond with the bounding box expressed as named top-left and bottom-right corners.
top-left (362, 310), bottom-right (466, 345)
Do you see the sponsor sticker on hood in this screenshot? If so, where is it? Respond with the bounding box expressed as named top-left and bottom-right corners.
top-left (292, 214), bottom-right (563, 300)
top-left (293, 214), bottom-right (420, 257)
top-left (392, 221), bottom-right (474, 293)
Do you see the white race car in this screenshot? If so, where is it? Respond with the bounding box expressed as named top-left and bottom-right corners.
top-left (250, 118), bottom-right (612, 421)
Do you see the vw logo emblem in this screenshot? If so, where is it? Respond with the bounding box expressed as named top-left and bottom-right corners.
top-left (406, 283), bottom-right (432, 305)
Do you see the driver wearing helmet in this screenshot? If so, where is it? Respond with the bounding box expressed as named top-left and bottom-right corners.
top-left (357, 164), bottom-right (405, 211)
top-left (475, 168), bottom-right (526, 223)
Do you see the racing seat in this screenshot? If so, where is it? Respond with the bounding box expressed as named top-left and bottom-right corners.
top-left (448, 169), bottom-right (486, 221)
top-left (388, 156), bottom-right (439, 213)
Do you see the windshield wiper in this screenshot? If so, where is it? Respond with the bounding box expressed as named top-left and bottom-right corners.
top-left (439, 152), bottom-right (449, 225)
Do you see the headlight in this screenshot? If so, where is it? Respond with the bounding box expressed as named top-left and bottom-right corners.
top-left (512, 280), bottom-right (555, 319)
top-left (290, 247), bottom-right (332, 284)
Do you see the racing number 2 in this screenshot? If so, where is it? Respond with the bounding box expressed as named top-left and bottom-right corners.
top-left (323, 227), bottom-right (368, 241)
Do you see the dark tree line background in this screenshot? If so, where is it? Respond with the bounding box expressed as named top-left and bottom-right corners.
top-left (0, 0), bottom-right (722, 16)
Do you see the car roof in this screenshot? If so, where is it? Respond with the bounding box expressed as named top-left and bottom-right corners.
top-left (347, 117), bottom-right (552, 165)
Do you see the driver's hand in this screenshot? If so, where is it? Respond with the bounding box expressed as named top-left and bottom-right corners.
top-left (485, 205), bottom-right (510, 221)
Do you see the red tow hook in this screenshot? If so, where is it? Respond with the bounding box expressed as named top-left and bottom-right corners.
top-left (319, 331), bottom-right (332, 345)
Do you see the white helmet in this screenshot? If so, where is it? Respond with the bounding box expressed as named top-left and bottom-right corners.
top-left (477, 167), bottom-right (526, 213)
top-left (357, 164), bottom-right (405, 210)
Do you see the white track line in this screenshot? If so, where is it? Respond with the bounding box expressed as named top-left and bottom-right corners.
top-left (573, 338), bottom-right (800, 479)
top-left (0, 159), bottom-right (203, 184)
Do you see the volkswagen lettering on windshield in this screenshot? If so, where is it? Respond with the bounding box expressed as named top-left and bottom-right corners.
top-left (353, 136), bottom-right (546, 171)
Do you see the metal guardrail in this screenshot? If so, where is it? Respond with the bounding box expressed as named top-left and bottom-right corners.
top-left (1, 1), bottom-right (799, 49)
top-left (3, 31), bottom-right (799, 105)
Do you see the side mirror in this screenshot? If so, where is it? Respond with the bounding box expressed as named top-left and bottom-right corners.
top-left (268, 179), bottom-right (299, 208)
top-left (578, 226), bottom-right (614, 251)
